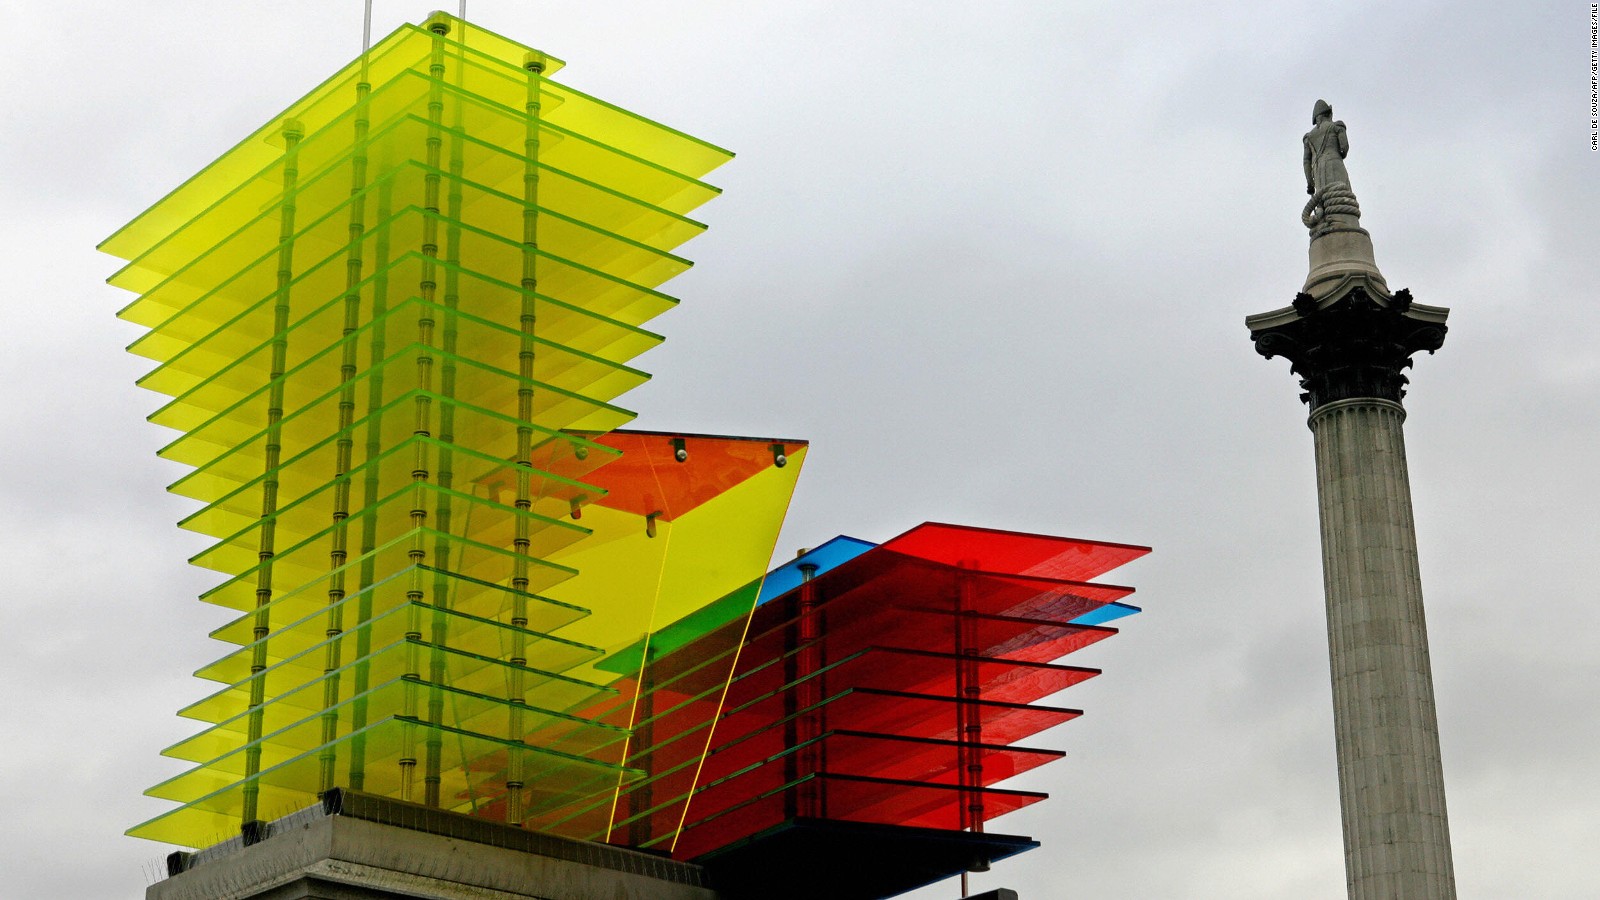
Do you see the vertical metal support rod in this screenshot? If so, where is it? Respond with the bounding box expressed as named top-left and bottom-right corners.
top-left (955, 564), bottom-right (985, 834)
top-left (240, 117), bottom-right (305, 831)
top-left (348, 178), bottom-right (393, 791)
top-left (317, 68), bottom-right (374, 796)
top-left (781, 585), bottom-right (800, 818)
top-left (398, 16), bottom-right (451, 803)
top-left (505, 47), bottom-right (545, 827)
top-left (796, 562), bottom-right (822, 818)
top-left (627, 667), bottom-right (656, 846)
top-left (423, 17), bottom-right (469, 811)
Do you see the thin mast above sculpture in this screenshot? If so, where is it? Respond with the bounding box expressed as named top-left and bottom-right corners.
top-left (1246, 101), bottom-right (1458, 900)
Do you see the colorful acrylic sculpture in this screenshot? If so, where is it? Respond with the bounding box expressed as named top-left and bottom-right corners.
top-left (101, 12), bottom-right (803, 849)
top-left (106, 15), bottom-right (1150, 897)
top-left (592, 524), bottom-right (1147, 897)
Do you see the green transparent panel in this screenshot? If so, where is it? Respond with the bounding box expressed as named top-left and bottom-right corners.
top-left (209, 663), bottom-right (610, 755)
top-left (180, 442), bottom-right (590, 574)
top-left (110, 82), bottom-right (439, 297)
top-left (430, 86), bottom-right (713, 243)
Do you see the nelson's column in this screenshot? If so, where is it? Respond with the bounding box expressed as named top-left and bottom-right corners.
top-left (1246, 101), bottom-right (1457, 899)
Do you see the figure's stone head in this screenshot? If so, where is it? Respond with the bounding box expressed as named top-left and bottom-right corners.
top-left (1313, 99), bottom-right (1333, 124)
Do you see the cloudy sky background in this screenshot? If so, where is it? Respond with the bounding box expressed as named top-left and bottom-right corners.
top-left (3, 1), bottom-right (1596, 897)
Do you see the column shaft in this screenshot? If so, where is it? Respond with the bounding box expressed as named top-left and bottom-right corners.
top-left (1309, 397), bottom-right (1455, 899)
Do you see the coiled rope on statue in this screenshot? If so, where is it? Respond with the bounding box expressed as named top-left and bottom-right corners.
top-left (1303, 181), bottom-right (1360, 230)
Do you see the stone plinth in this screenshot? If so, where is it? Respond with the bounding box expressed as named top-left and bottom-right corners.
top-left (1303, 225), bottom-right (1388, 301)
top-left (149, 790), bottom-right (720, 900)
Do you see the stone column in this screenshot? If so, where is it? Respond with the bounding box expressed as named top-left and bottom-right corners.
top-left (1251, 101), bottom-right (1459, 898)
top-left (1310, 396), bottom-right (1454, 899)
top-left (1249, 285), bottom-right (1455, 900)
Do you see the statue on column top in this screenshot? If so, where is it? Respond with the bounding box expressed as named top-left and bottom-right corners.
top-left (1302, 99), bottom-right (1361, 233)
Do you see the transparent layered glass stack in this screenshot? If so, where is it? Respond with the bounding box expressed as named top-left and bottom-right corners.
top-left (102, 13), bottom-right (803, 850)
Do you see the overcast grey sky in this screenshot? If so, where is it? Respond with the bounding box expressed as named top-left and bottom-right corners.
top-left (2, 2), bottom-right (1596, 897)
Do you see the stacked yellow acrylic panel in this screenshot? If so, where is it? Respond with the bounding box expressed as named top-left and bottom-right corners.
top-left (101, 13), bottom-right (794, 849)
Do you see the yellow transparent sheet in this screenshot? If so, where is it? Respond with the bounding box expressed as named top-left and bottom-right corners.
top-left (202, 582), bottom-right (591, 681)
top-left (544, 450), bottom-right (810, 653)
top-left (188, 481), bottom-right (582, 583)
top-left (157, 348), bottom-right (634, 475)
top-left (152, 328), bottom-right (633, 458)
top-left (109, 72), bottom-right (710, 296)
top-left (185, 438), bottom-right (596, 551)
top-left (102, 14), bottom-right (730, 263)
top-left (168, 672), bottom-right (625, 766)
top-left (145, 297), bottom-right (650, 434)
top-left (134, 438), bottom-right (805, 848)
top-left (151, 686), bottom-right (609, 803)
top-left (527, 438), bottom-right (809, 846)
top-left (104, 10), bottom-right (768, 854)
top-left (197, 524), bottom-right (576, 613)
top-left (129, 716), bottom-right (643, 847)
top-left (116, 144), bottom-right (696, 332)
top-left (167, 393), bottom-right (606, 512)
top-left (177, 431), bottom-right (611, 542)
top-left (194, 604), bottom-right (607, 709)
top-left (126, 210), bottom-right (676, 365)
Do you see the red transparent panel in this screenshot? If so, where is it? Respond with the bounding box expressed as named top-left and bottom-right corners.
top-left (583, 430), bottom-right (795, 520)
top-left (728, 688), bottom-right (1081, 749)
top-left (657, 730), bottom-right (1057, 843)
top-left (788, 607), bottom-right (1116, 664)
top-left (606, 551), bottom-right (1129, 711)
top-left (881, 522), bottom-right (1149, 582)
top-left (719, 647), bottom-right (1098, 711)
top-left (552, 531), bottom-right (1123, 854)
top-left (673, 772), bottom-right (1046, 859)
top-left (695, 729), bottom-right (1060, 800)
top-left (766, 549), bottom-right (1135, 624)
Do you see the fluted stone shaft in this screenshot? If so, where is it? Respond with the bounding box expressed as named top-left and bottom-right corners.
top-left (1309, 397), bottom-right (1455, 900)
top-left (1251, 105), bottom-right (1455, 897)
